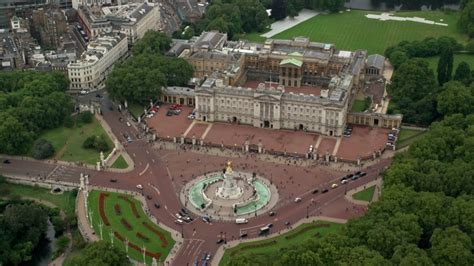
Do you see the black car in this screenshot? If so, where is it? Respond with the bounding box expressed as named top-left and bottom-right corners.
top-left (181, 208), bottom-right (188, 214)
top-left (359, 172), bottom-right (367, 177)
top-left (216, 239), bottom-right (224, 244)
top-left (110, 178), bottom-right (117, 183)
top-left (96, 93), bottom-right (102, 98)
top-left (284, 221), bottom-right (291, 226)
top-left (267, 223), bottom-right (273, 228)
top-left (340, 176), bottom-right (347, 181)
top-left (347, 174), bottom-right (354, 179)
top-left (355, 171), bottom-right (361, 176)
top-left (322, 188), bottom-right (329, 193)
top-left (240, 232), bottom-right (248, 238)
top-left (269, 211), bottom-right (276, 216)
top-left (312, 189), bottom-right (319, 194)
top-left (351, 175), bottom-right (359, 180)
top-left (166, 110), bottom-right (174, 116)
top-left (146, 195), bottom-right (152, 200)
top-left (154, 202), bottom-right (160, 208)
top-left (3, 159), bottom-right (11, 164)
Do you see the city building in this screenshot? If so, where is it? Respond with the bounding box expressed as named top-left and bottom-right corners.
top-left (67, 33), bottom-right (127, 92)
top-left (0, 0), bottom-right (47, 29)
top-left (77, 2), bottom-right (160, 45)
top-left (365, 54), bottom-right (385, 79)
top-left (32, 8), bottom-right (68, 49)
top-left (165, 32), bottom-right (402, 136)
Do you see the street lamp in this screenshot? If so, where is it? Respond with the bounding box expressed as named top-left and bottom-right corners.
top-left (306, 206), bottom-right (309, 219)
top-left (254, 203), bottom-right (257, 217)
top-left (181, 224), bottom-right (184, 238)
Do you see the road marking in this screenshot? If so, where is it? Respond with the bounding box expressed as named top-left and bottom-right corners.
top-left (164, 205), bottom-right (167, 210)
top-left (146, 150), bottom-right (149, 154)
top-left (139, 163), bottom-right (149, 176)
top-left (149, 183), bottom-right (160, 195)
top-left (151, 158), bottom-right (155, 163)
top-left (46, 165), bottom-right (60, 179)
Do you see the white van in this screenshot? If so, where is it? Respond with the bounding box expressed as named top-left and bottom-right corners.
top-left (235, 218), bottom-right (248, 224)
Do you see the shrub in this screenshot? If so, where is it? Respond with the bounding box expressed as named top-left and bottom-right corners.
top-left (32, 138), bottom-right (55, 159)
top-left (77, 112), bottom-right (93, 124)
top-left (136, 232), bottom-right (150, 242)
top-left (120, 218), bottom-right (132, 230)
top-left (82, 135), bottom-right (109, 152)
top-left (63, 115), bottom-right (74, 128)
top-left (114, 204), bottom-right (122, 215)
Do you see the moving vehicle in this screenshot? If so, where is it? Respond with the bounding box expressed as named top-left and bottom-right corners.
top-left (341, 179), bottom-right (349, 184)
top-left (312, 189), bottom-right (319, 194)
top-left (322, 188), bottom-right (329, 193)
top-left (269, 211), bottom-right (276, 216)
top-left (294, 197), bottom-right (302, 203)
top-left (239, 231), bottom-right (248, 238)
top-left (259, 226), bottom-right (270, 235)
top-left (3, 159), bottom-right (11, 164)
top-left (154, 202), bottom-right (160, 208)
top-left (235, 218), bottom-right (248, 224)
top-left (216, 239), bottom-right (224, 244)
top-left (166, 110), bottom-right (174, 116)
top-left (175, 219), bottom-right (184, 224)
top-left (176, 213), bottom-right (183, 219)
top-left (109, 178), bottom-right (117, 183)
top-left (331, 183), bottom-right (338, 189)
top-left (136, 184), bottom-right (143, 189)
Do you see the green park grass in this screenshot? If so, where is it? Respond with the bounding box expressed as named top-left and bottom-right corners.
top-left (422, 53), bottom-right (474, 73)
top-left (219, 221), bottom-right (343, 266)
top-left (88, 190), bottom-right (175, 264)
top-left (0, 181), bottom-right (76, 216)
top-left (352, 185), bottom-right (376, 202)
top-left (39, 116), bottom-right (113, 165)
top-left (111, 155), bottom-right (129, 169)
top-left (271, 10), bottom-right (466, 55)
top-left (351, 99), bottom-right (367, 112)
top-left (397, 128), bottom-right (427, 149)
top-left (129, 103), bottom-right (145, 119)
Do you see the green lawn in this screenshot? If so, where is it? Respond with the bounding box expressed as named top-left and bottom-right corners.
top-left (219, 221), bottom-right (342, 266)
top-left (129, 103), bottom-right (145, 119)
top-left (39, 116), bottom-right (113, 165)
top-left (88, 190), bottom-right (175, 264)
top-left (1, 181), bottom-right (76, 216)
top-left (422, 53), bottom-right (474, 73)
top-left (351, 99), bottom-right (367, 112)
top-left (111, 155), bottom-right (128, 169)
top-left (271, 10), bottom-right (467, 55)
top-left (352, 186), bottom-right (376, 202)
top-left (397, 128), bottom-right (427, 149)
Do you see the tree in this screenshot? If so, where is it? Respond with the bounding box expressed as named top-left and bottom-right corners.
top-left (0, 115), bottom-right (33, 155)
top-left (32, 138), bottom-right (55, 159)
top-left (67, 241), bottom-right (130, 266)
top-left (458, 1), bottom-right (474, 38)
top-left (430, 227), bottom-right (474, 265)
top-left (83, 135), bottom-right (109, 152)
top-left (287, 3), bottom-right (298, 18)
top-left (76, 111), bottom-right (93, 124)
top-left (0, 203), bottom-right (49, 265)
top-left (389, 50), bottom-right (408, 69)
top-left (437, 81), bottom-right (474, 116)
top-left (391, 244), bottom-right (433, 265)
top-left (131, 31), bottom-right (171, 56)
top-left (271, 0), bottom-right (288, 20)
top-left (437, 46), bottom-right (453, 85)
top-left (453, 61), bottom-right (472, 86)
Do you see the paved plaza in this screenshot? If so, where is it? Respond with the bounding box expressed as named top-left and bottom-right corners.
top-left (146, 104), bottom-right (390, 161)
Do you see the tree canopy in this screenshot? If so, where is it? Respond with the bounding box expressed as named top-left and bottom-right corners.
top-left (106, 32), bottom-right (193, 104)
top-left (0, 71), bottom-right (72, 155)
top-left (458, 0), bottom-right (474, 38)
top-left (67, 241), bottom-right (130, 266)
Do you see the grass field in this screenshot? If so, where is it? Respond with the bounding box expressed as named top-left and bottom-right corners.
top-left (352, 186), bottom-right (376, 202)
top-left (111, 155), bottom-right (128, 169)
top-left (219, 221), bottom-right (342, 266)
top-left (351, 99), bottom-right (368, 112)
top-left (397, 127), bottom-right (427, 149)
top-left (271, 10), bottom-right (466, 55)
top-left (422, 53), bottom-right (474, 73)
top-left (39, 116), bottom-right (113, 165)
top-left (88, 190), bottom-right (174, 264)
top-left (129, 103), bottom-right (145, 119)
top-left (0, 181), bottom-right (76, 216)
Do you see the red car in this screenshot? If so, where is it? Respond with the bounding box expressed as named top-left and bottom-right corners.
top-left (170, 104), bottom-right (182, 110)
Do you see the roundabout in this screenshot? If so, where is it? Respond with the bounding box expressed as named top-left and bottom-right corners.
top-left (181, 161), bottom-right (279, 220)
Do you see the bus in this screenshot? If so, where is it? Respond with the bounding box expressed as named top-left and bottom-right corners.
top-left (259, 225), bottom-right (270, 235)
top-left (235, 218), bottom-right (248, 224)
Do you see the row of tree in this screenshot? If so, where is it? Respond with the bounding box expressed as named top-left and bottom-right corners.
top-left (269, 0), bottom-right (345, 21)
top-left (458, 0), bottom-right (474, 38)
top-left (106, 31), bottom-right (193, 104)
top-left (0, 71), bottom-right (72, 155)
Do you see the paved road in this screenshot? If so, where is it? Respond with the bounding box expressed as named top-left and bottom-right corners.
top-left (0, 107), bottom-right (391, 266)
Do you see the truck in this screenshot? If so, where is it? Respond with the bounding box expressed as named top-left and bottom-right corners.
top-left (259, 226), bottom-right (270, 235)
top-left (235, 218), bottom-right (248, 224)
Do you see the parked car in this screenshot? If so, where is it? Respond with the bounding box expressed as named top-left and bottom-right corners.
top-left (3, 159), bottom-right (11, 164)
top-left (351, 175), bottom-right (359, 180)
top-left (284, 221), bottom-right (291, 226)
top-left (216, 239), bottom-right (224, 244)
top-left (146, 195), bottom-right (152, 200)
top-left (126, 122), bottom-right (131, 127)
top-left (341, 179), bottom-right (349, 184)
top-left (174, 109), bottom-right (182, 115)
top-left (166, 110), bottom-right (174, 116)
top-left (181, 208), bottom-right (188, 214)
top-left (239, 232), bottom-right (248, 238)
top-left (175, 219), bottom-right (184, 224)
top-left (331, 183), bottom-right (338, 189)
top-left (269, 211), bottom-right (276, 216)
top-left (312, 189), bottom-right (319, 194)
top-left (359, 172), bottom-right (367, 177)
top-left (294, 197), bottom-right (302, 203)
top-left (136, 184), bottom-right (143, 189)
top-left (110, 178), bottom-right (117, 183)
top-left (154, 202), bottom-right (160, 208)
top-left (322, 188), bottom-right (329, 193)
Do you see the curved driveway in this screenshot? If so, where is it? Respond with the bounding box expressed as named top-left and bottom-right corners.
top-left (0, 109), bottom-right (391, 265)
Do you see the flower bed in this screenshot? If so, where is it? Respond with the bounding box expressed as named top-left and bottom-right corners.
top-left (114, 231), bottom-right (162, 260)
top-left (142, 221), bottom-right (168, 248)
top-left (120, 218), bottom-right (133, 230)
top-left (118, 195), bottom-right (140, 218)
top-left (98, 192), bottom-right (110, 226)
top-left (136, 232), bottom-right (150, 242)
top-left (114, 204), bottom-right (122, 215)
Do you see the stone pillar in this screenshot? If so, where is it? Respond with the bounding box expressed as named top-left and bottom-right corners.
top-left (100, 151), bottom-right (105, 167)
top-left (357, 158), bottom-right (361, 166)
top-left (80, 173), bottom-right (85, 190)
top-left (145, 127), bottom-right (149, 133)
top-left (334, 156), bottom-right (338, 163)
top-left (258, 142), bottom-right (263, 154)
top-left (373, 152), bottom-right (376, 160)
top-left (137, 116), bottom-right (141, 123)
top-left (144, 108), bottom-right (147, 114)
top-left (192, 136), bottom-right (196, 145)
top-left (124, 100), bottom-right (128, 109)
top-left (150, 100), bottom-right (153, 108)
top-left (325, 152), bottom-right (330, 162)
top-left (200, 139), bottom-right (204, 146)
top-left (153, 133), bottom-right (157, 141)
top-left (96, 161), bottom-right (101, 171)
top-left (392, 145), bottom-right (396, 151)
top-left (173, 137), bottom-right (177, 143)
top-left (244, 141), bottom-right (249, 153)
top-left (180, 136), bottom-right (185, 144)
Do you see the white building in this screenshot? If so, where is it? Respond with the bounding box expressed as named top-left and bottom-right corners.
top-left (68, 34), bottom-right (128, 92)
top-left (195, 74), bottom-right (353, 137)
